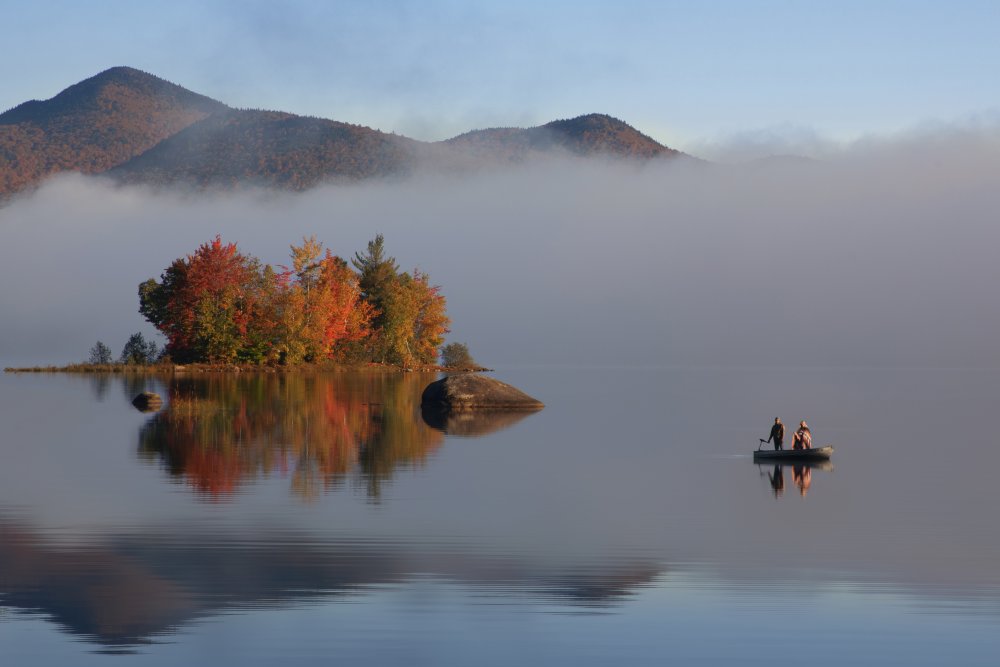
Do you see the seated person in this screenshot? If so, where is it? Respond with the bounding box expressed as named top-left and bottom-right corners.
top-left (792, 421), bottom-right (812, 450)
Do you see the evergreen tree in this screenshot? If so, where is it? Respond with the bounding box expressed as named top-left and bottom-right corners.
top-left (352, 234), bottom-right (400, 361)
top-left (120, 332), bottom-right (158, 365)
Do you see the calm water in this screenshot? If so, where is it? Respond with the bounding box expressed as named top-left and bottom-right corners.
top-left (1, 367), bottom-right (999, 665)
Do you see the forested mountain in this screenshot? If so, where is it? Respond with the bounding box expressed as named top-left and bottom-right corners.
top-left (0, 67), bottom-right (226, 196)
top-left (446, 113), bottom-right (680, 162)
top-left (0, 68), bottom-right (683, 198)
top-left (111, 110), bottom-right (418, 190)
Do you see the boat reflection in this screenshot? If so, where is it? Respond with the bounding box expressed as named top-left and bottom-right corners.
top-left (759, 460), bottom-right (833, 498)
top-left (137, 372), bottom-right (446, 501)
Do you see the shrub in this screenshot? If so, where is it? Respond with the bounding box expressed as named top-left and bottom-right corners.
top-left (441, 342), bottom-right (476, 368)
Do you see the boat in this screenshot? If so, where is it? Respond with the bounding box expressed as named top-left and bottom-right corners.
top-left (753, 445), bottom-right (834, 462)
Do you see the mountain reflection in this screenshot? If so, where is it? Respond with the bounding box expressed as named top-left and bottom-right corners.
top-left (137, 372), bottom-right (445, 500)
top-left (0, 517), bottom-right (663, 649)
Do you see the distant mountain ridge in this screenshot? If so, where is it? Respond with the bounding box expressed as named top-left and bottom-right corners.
top-left (0, 67), bottom-right (683, 198)
top-left (0, 67), bottom-right (227, 195)
top-left (448, 114), bottom-right (678, 161)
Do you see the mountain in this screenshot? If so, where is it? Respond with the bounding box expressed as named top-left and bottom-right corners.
top-left (445, 114), bottom-right (680, 162)
top-left (111, 110), bottom-right (418, 190)
top-left (0, 67), bottom-right (226, 196)
top-left (0, 68), bottom-right (684, 198)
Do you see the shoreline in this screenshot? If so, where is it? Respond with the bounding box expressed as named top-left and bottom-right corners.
top-left (3, 362), bottom-right (492, 375)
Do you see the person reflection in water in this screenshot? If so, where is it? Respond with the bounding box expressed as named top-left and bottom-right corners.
top-left (792, 465), bottom-right (812, 496)
top-left (767, 465), bottom-right (785, 498)
top-left (793, 420), bottom-right (812, 450)
top-left (764, 417), bottom-right (785, 451)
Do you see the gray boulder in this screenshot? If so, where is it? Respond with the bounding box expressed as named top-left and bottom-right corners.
top-left (421, 374), bottom-right (543, 412)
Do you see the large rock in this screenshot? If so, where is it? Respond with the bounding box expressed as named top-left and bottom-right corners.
top-left (421, 375), bottom-right (544, 412)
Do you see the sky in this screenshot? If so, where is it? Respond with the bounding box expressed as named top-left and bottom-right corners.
top-left (2, 0), bottom-right (1000, 156)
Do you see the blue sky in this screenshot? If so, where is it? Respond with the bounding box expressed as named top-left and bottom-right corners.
top-left (2, 0), bottom-right (999, 153)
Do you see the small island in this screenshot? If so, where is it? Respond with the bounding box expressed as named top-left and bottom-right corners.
top-left (6, 234), bottom-right (487, 374)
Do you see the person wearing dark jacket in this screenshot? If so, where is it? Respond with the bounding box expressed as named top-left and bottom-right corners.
top-left (764, 418), bottom-right (785, 451)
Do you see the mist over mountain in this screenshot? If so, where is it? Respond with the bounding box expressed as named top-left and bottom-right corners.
top-left (111, 110), bottom-right (420, 190)
top-left (0, 67), bottom-right (682, 198)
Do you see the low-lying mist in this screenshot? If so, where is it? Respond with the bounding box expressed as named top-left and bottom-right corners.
top-left (2, 126), bottom-right (1000, 369)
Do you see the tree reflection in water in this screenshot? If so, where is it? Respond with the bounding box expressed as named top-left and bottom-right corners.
top-left (138, 372), bottom-right (444, 501)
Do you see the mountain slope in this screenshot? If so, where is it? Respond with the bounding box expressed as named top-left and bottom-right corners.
top-left (0, 66), bottom-right (227, 195)
top-left (111, 110), bottom-right (418, 189)
top-left (444, 114), bottom-right (680, 162)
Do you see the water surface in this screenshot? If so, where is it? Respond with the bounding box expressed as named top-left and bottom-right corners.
top-left (1, 367), bottom-right (999, 664)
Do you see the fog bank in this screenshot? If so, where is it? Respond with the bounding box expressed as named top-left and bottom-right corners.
top-left (2, 126), bottom-right (1000, 369)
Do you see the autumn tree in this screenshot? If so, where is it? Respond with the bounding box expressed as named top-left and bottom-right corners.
top-left (377, 269), bottom-right (450, 366)
top-left (277, 237), bottom-right (374, 363)
top-left (139, 236), bottom-right (267, 363)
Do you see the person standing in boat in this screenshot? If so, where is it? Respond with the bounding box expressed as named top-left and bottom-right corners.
top-left (792, 421), bottom-right (812, 450)
top-left (764, 417), bottom-right (785, 451)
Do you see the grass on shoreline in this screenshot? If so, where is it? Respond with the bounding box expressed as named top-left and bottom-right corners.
top-left (4, 361), bottom-right (492, 374)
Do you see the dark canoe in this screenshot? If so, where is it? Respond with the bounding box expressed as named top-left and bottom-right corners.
top-left (753, 445), bottom-right (834, 462)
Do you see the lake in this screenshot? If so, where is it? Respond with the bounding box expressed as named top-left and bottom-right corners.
top-left (2, 366), bottom-right (999, 665)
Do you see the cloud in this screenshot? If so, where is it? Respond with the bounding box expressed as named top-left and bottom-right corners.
top-left (2, 123), bottom-right (1000, 369)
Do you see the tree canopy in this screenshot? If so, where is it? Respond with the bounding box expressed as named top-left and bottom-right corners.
top-left (139, 235), bottom-right (450, 366)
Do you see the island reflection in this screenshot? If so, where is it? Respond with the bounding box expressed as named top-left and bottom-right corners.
top-left (138, 372), bottom-right (448, 500)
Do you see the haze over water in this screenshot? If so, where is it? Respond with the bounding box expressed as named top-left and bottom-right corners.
top-left (3, 127), bottom-right (1000, 664)
top-left (2, 125), bottom-right (1000, 370)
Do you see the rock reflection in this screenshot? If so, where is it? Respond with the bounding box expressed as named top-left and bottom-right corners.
top-left (759, 461), bottom-right (833, 499)
top-left (137, 372), bottom-right (444, 501)
top-left (420, 405), bottom-right (536, 437)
